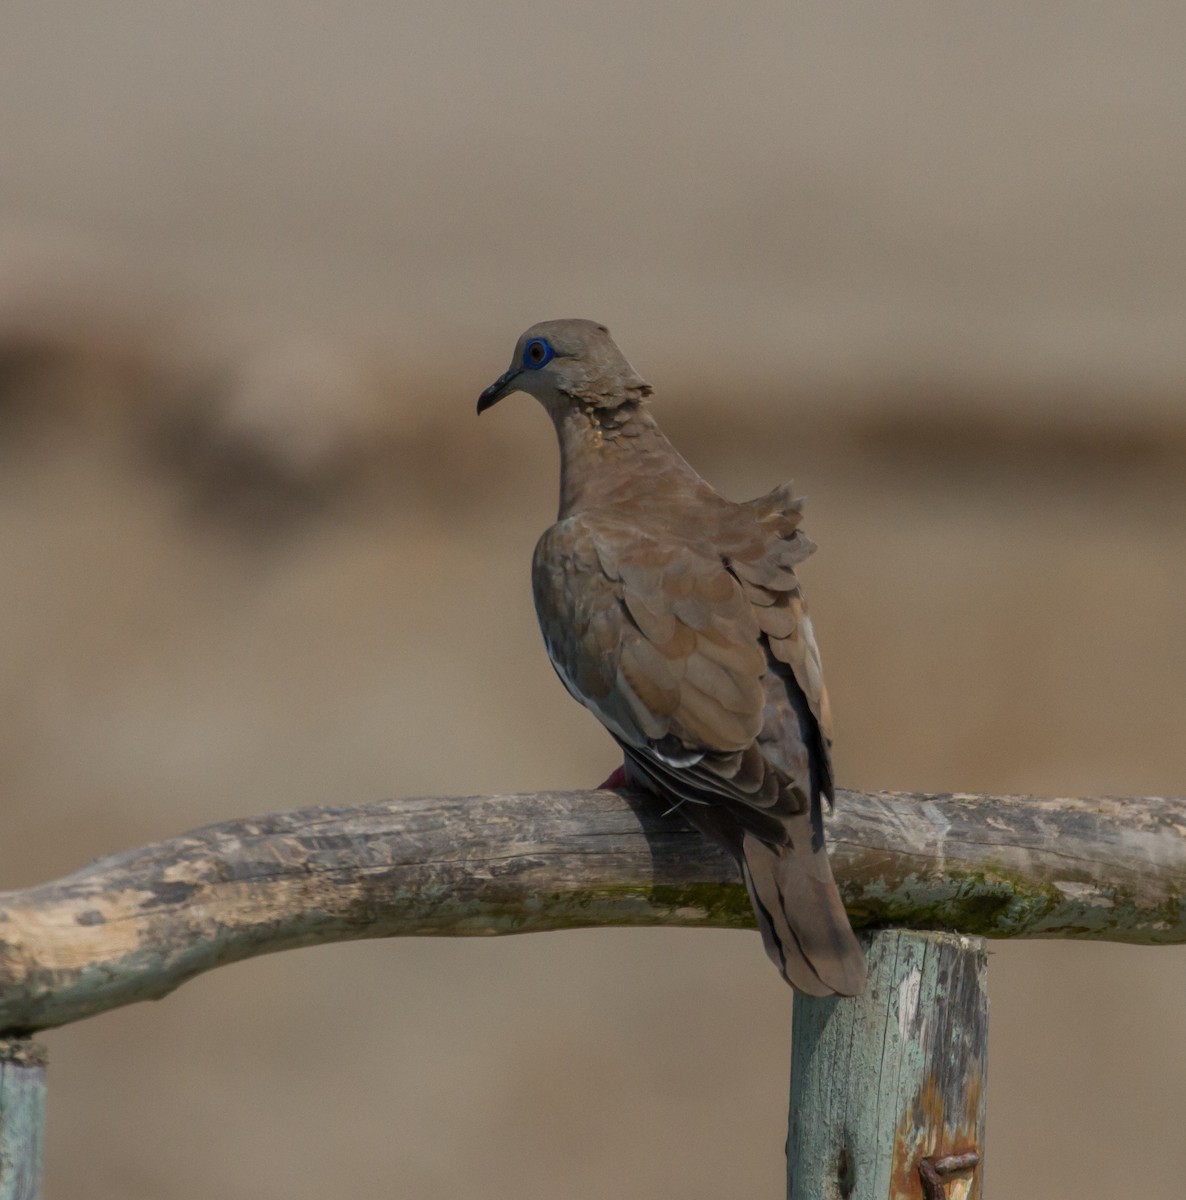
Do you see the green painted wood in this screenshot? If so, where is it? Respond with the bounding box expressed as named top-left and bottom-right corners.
top-left (788, 930), bottom-right (987, 1200)
top-left (0, 789), bottom-right (1180, 1033)
top-left (0, 1040), bottom-right (46, 1200)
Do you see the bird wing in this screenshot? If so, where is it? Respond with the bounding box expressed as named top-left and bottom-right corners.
top-left (531, 493), bottom-right (825, 841)
top-left (532, 486), bottom-right (863, 996)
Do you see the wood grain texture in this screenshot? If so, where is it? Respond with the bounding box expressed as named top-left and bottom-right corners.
top-left (787, 930), bottom-right (987, 1200)
top-left (0, 1040), bottom-right (46, 1200)
top-left (0, 789), bottom-right (1181, 1033)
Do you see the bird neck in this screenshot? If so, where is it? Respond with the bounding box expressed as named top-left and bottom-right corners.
top-left (552, 401), bottom-right (708, 519)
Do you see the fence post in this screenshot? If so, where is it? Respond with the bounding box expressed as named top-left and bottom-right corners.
top-left (0, 1039), bottom-right (46, 1200)
top-left (787, 929), bottom-right (988, 1199)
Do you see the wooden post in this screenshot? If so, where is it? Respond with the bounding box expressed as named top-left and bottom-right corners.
top-left (0, 1040), bottom-right (46, 1200)
top-left (788, 930), bottom-right (987, 1200)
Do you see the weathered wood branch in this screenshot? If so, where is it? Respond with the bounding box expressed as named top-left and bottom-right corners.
top-left (0, 789), bottom-right (1182, 1033)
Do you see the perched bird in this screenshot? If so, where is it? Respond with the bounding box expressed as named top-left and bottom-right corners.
top-left (478, 320), bottom-right (865, 996)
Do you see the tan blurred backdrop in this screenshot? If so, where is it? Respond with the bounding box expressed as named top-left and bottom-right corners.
top-left (2, 4), bottom-right (1185, 1198)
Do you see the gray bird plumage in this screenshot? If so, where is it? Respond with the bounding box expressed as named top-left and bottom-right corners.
top-left (478, 319), bottom-right (865, 995)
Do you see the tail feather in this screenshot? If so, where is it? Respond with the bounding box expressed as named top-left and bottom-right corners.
top-left (740, 829), bottom-right (866, 997)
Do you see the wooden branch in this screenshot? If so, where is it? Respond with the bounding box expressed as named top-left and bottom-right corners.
top-left (0, 789), bottom-right (1182, 1033)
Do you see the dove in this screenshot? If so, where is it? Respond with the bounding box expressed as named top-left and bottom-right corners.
top-left (478, 319), bottom-right (865, 996)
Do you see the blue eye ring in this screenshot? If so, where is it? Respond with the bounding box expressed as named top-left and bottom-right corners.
top-left (522, 338), bottom-right (554, 369)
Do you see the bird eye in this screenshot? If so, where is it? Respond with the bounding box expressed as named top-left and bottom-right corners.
top-left (523, 338), bottom-right (554, 369)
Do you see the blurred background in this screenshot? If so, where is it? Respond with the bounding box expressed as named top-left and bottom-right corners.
top-left (2, 4), bottom-right (1185, 1197)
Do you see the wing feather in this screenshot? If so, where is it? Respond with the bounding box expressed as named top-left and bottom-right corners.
top-left (532, 509), bottom-right (824, 819)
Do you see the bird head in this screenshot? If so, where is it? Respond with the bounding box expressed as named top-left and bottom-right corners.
top-left (477, 319), bottom-right (652, 416)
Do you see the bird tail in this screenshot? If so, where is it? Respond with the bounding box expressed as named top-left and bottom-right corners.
top-left (740, 827), bottom-right (866, 997)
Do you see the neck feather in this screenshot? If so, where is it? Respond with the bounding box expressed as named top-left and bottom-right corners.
top-left (552, 401), bottom-right (708, 519)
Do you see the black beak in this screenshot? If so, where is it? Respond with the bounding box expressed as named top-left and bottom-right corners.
top-left (477, 369), bottom-right (522, 414)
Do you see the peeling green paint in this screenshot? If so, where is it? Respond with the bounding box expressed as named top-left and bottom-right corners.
top-left (789, 931), bottom-right (988, 1200)
top-left (0, 1040), bottom-right (45, 1200)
